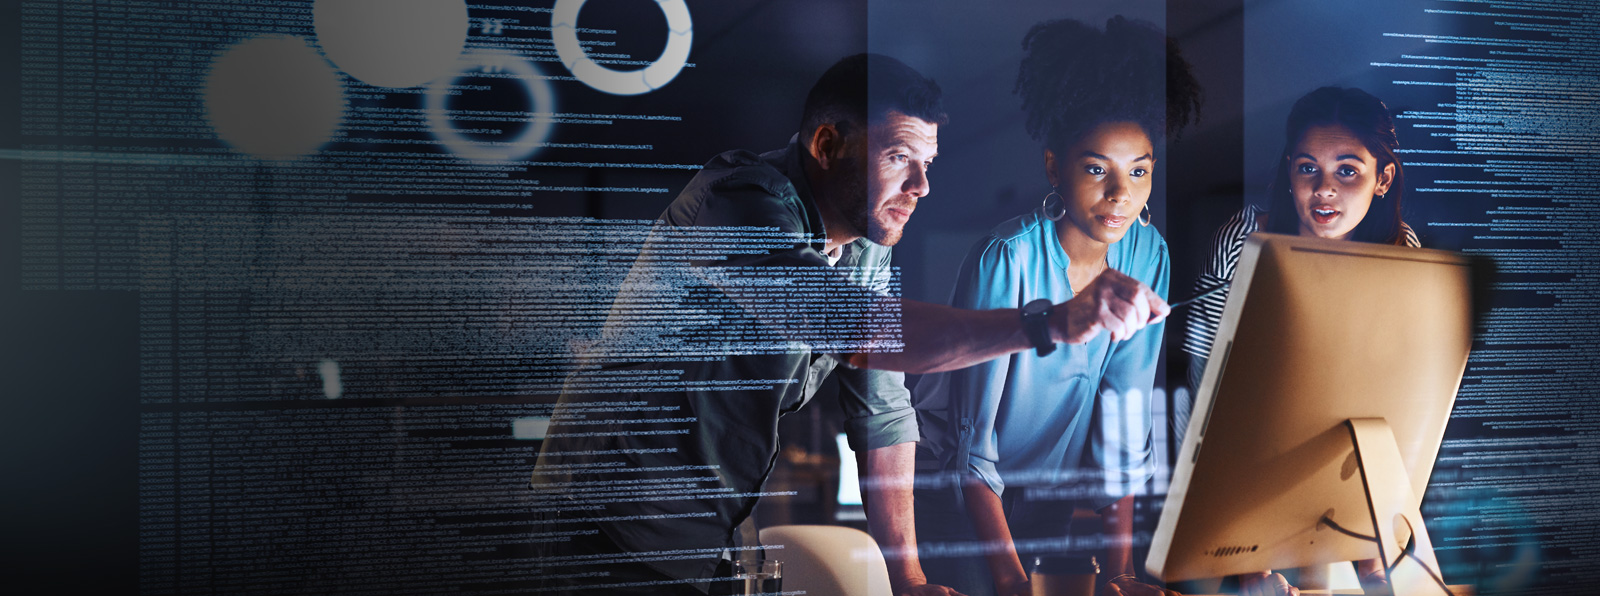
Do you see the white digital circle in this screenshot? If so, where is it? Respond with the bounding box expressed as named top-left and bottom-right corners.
top-left (203, 35), bottom-right (345, 160)
top-left (313, 0), bottom-right (470, 88)
top-left (551, 0), bottom-right (693, 95)
top-left (425, 49), bottom-right (556, 163)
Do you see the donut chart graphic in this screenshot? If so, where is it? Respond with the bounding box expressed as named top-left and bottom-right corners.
top-left (425, 49), bottom-right (556, 163)
top-left (552, 0), bottom-right (692, 95)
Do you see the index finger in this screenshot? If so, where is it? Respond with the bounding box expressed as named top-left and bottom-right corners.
top-left (1272, 573), bottom-right (1294, 596)
top-left (1239, 572), bottom-right (1271, 596)
top-left (1146, 286), bottom-right (1171, 325)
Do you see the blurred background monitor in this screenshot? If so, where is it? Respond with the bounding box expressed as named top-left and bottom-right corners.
top-left (1148, 233), bottom-right (1480, 590)
top-left (836, 432), bottom-right (865, 521)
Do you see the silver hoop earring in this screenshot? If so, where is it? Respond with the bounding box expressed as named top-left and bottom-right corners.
top-left (1139, 203), bottom-right (1152, 227)
top-left (1377, 192), bottom-right (1387, 200)
top-left (1042, 189), bottom-right (1066, 221)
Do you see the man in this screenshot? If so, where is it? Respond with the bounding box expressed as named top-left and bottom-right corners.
top-left (532, 54), bottom-right (1166, 595)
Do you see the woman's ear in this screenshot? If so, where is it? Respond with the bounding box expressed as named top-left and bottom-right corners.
top-left (1044, 149), bottom-right (1060, 188)
top-left (1375, 161), bottom-right (1396, 196)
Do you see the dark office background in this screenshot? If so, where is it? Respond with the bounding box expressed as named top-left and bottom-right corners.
top-left (6, 0), bottom-right (1599, 592)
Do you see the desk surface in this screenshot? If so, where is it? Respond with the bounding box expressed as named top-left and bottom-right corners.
top-left (1188, 587), bottom-right (1474, 596)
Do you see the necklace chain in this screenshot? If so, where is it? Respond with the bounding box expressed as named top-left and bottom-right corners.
top-left (1069, 255), bottom-right (1109, 293)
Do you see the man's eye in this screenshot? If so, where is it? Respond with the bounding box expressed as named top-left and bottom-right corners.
top-left (1085, 165), bottom-right (1105, 176)
top-left (890, 154), bottom-right (908, 164)
top-left (923, 161), bottom-right (933, 171)
top-left (1297, 163), bottom-right (1318, 175)
top-left (1131, 168), bottom-right (1149, 178)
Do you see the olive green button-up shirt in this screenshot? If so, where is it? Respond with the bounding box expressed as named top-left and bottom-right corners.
top-left (533, 141), bottom-right (918, 586)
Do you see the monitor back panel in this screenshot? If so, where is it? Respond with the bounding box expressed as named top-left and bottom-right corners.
top-left (1148, 233), bottom-right (1475, 581)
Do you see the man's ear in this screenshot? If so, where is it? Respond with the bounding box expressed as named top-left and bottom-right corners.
top-left (807, 123), bottom-right (842, 170)
top-left (1043, 149), bottom-right (1060, 188)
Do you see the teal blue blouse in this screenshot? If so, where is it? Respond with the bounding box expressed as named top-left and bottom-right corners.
top-left (915, 209), bottom-right (1168, 508)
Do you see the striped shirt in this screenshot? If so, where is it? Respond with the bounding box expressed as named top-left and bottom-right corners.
top-left (1181, 205), bottom-right (1421, 361)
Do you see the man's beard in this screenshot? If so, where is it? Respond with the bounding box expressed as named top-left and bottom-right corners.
top-left (867, 213), bottom-right (903, 247)
top-left (860, 193), bottom-right (907, 247)
top-left (830, 161), bottom-right (902, 247)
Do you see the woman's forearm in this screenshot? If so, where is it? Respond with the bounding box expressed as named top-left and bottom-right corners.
top-left (962, 478), bottom-right (1028, 592)
top-left (1101, 494), bottom-right (1136, 577)
top-left (847, 269), bottom-right (1168, 374)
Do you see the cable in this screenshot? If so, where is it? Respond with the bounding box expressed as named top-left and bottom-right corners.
top-left (1319, 515), bottom-right (1453, 595)
top-left (1318, 515), bottom-right (1377, 542)
top-left (1388, 531), bottom-right (1454, 596)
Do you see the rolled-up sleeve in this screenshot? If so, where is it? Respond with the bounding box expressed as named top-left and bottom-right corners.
top-left (839, 366), bottom-right (918, 452)
top-left (948, 237), bottom-right (1020, 498)
top-left (837, 241), bottom-right (918, 452)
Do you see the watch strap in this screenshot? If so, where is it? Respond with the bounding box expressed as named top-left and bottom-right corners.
top-left (1021, 298), bottom-right (1056, 357)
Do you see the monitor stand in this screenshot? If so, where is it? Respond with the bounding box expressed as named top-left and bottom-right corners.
top-left (1345, 419), bottom-right (1451, 596)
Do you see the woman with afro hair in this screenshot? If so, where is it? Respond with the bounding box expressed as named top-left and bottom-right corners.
top-left (911, 16), bottom-right (1223, 596)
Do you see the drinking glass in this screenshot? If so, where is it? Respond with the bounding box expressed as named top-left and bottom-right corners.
top-left (734, 560), bottom-right (781, 596)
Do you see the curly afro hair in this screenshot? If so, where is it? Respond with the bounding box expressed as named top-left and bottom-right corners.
top-left (1015, 16), bottom-right (1203, 153)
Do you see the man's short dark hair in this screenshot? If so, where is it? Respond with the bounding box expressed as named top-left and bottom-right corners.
top-left (799, 53), bottom-right (948, 140)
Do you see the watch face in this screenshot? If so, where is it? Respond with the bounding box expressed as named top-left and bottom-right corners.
top-left (1023, 298), bottom-right (1052, 316)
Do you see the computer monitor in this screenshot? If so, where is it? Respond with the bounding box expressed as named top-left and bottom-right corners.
top-left (1147, 233), bottom-right (1481, 593)
top-left (836, 432), bottom-right (866, 521)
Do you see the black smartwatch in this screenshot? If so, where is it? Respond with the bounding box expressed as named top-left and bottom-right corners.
top-left (1020, 298), bottom-right (1056, 357)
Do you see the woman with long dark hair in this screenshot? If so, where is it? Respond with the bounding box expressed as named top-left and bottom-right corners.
top-left (1183, 86), bottom-right (1419, 394)
top-left (1179, 86), bottom-right (1419, 593)
top-left (1263, 88), bottom-right (1411, 244)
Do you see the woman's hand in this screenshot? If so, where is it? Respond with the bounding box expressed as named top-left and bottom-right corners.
top-left (1099, 574), bottom-right (1181, 596)
top-left (994, 574), bottom-right (1032, 596)
top-left (1053, 269), bottom-right (1170, 344)
top-left (1355, 558), bottom-right (1388, 593)
top-left (900, 582), bottom-right (969, 596)
top-left (1238, 572), bottom-right (1300, 596)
